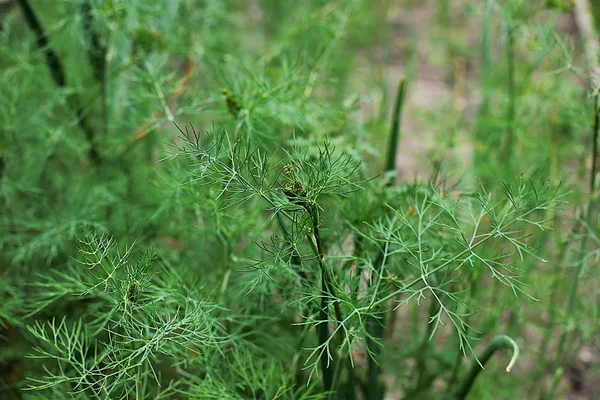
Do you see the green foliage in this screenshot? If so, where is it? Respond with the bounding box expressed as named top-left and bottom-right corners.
top-left (0, 0), bottom-right (598, 399)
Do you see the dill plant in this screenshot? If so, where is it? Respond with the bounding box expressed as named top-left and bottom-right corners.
top-left (0, 0), bottom-right (597, 399)
top-left (162, 120), bottom-right (562, 399)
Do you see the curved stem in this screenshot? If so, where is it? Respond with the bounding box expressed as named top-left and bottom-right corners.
top-left (452, 335), bottom-right (519, 400)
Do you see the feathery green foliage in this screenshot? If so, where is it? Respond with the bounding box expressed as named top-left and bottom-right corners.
top-left (0, 1), bottom-right (598, 399)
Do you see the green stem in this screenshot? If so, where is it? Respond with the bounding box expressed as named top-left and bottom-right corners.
top-left (345, 361), bottom-right (358, 400)
top-left (591, 95), bottom-right (599, 192)
top-left (480, 0), bottom-right (493, 116)
top-left (384, 78), bottom-right (406, 179)
top-left (17, 0), bottom-right (100, 163)
top-left (276, 194), bottom-right (332, 389)
top-left (549, 94), bottom-right (599, 398)
top-left (81, 1), bottom-right (106, 84)
top-left (448, 279), bottom-right (477, 390)
top-left (447, 348), bottom-right (464, 390)
top-left (318, 294), bottom-right (335, 391)
top-left (538, 223), bottom-right (577, 371)
top-left (364, 79), bottom-right (406, 399)
top-left (501, 25), bottom-right (516, 165)
top-left (366, 313), bottom-right (385, 400)
top-left (290, 325), bottom-right (312, 388)
top-left (308, 204), bottom-right (343, 323)
top-left (327, 348), bottom-right (347, 400)
top-left (17, 0), bottom-right (65, 86)
top-left (0, 151), bottom-right (4, 184)
top-left (303, 203), bottom-right (344, 393)
top-left (81, 1), bottom-right (109, 138)
top-left (475, 0), bottom-right (494, 176)
top-left (365, 248), bottom-right (388, 400)
top-left (411, 296), bottom-right (440, 397)
top-left (452, 335), bottom-right (520, 400)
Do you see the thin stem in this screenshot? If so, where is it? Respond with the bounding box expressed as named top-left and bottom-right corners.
top-left (447, 277), bottom-right (478, 390)
top-left (538, 221), bottom-right (578, 362)
top-left (307, 204), bottom-right (343, 323)
top-left (413, 299), bottom-right (441, 395)
top-left (529, 217), bottom-right (576, 399)
top-left (366, 311), bottom-right (385, 400)
top-left (447, 347), bottom-right (464, 390)
top-left (590, 95), bottom-right (599, 192)
top-left (480, 0), bottom-right (493, 116)
top-left (81, 1), bottom-right (106, 84)
top-left (318, 290), bottom-right (335, 391)
top-left (327, 348), bottom-right (347, 400)
top-left (384, 78), bottom-right (406, 179)
top-left (475, 0), bottom-right (494, 175)
top-left (543, 11), bottom-right (598, 394)
top-left (17, 0), bottom-right (65, 86)
top-left (81, 1), bottom-right (108, 138)
top-left (17, 0), bottom-right (100, 163)
top-left (365, 246), bottom-right (388, 400)
top-left (365, 86), bottom-right (411, 394)
top-left (501, 25), bottom-right (516, 164)
top-left (550, 93), bottom-right (599, 397)
top-left (301, 202), bottom-right (344, 393)
top-left (290, 324), bottom-right (312, 388)
top-left (0, 151), bottom-right (4, 183)
top-left (345, 361), bottom-right (358, 400)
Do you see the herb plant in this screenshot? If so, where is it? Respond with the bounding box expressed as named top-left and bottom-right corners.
top-left (0, 1), bottom-right (598, 399)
